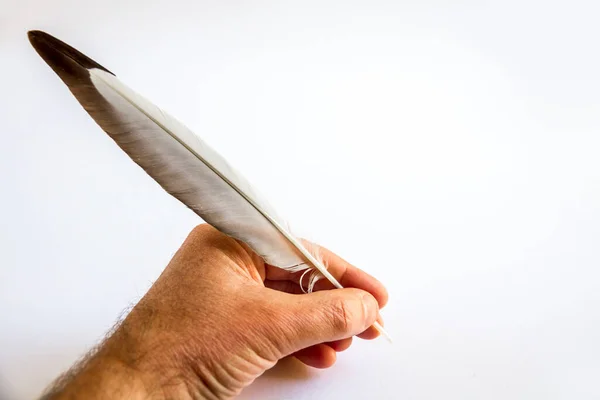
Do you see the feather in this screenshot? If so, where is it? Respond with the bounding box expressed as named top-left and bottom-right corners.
top-left (27, 30), bottom-right (389, 340)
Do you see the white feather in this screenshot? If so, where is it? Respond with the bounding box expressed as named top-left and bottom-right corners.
top-left (88, 68), bottom-right (344, 286)
top-left (28, 30), bottom-right (389, 340)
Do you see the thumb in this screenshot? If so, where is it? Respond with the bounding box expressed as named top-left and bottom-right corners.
top-left (280, 288), bottom-right (379, 353)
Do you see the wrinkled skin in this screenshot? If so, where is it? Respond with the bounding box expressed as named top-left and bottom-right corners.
top-left (43, 224), bottom-right (388, 399)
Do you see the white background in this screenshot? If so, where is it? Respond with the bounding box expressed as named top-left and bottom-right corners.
top-left (1, 1), bottom-right (599, 399)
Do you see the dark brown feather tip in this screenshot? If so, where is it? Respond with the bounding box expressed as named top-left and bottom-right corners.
top-left (28, 30), bottom-right (114, 76)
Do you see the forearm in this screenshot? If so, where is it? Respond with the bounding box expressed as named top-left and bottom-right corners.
top-left (39, 322), bottom-right (195, 400)
top-left (39, 289), bottom-right (248, 400)
top-left (41, 352), bottom-right (151, 400)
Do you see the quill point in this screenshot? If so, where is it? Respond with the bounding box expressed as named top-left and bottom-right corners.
top-left (373, 321), bottom-right (393, 343)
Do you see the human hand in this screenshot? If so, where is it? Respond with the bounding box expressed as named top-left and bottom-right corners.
top-left (43, 224), bottom-right (387, 400)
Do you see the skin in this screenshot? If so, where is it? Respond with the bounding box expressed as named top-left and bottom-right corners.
top-left (41, 224), bottom-right (388, 399)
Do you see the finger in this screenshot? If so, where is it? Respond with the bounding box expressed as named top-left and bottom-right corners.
top-left (311, 247), bottom-right (388, 308)
top-left (357, 314), bottom-right (384, 340)
top-left (276, 283), bottom-right (387, 342)
top-left (326, 337), bottom-right (353, 352)
top-left (265, 279), bottom-right (379, 335)
top-left (293, 344), bottom-right (337, 369)
top-left (278, 288), bottom-right (379, 353)
top-left (267, 245), bottom-right (388, 308)
top-left (292, 337), bottom-right (351, 368)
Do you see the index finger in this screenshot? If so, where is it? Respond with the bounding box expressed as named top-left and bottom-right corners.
top-left (266, 243), bottom-right (388, 308)
top-left (312, 246), bottom-right (388, 309)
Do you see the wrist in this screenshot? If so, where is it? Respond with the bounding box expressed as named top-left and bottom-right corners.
top-left (98, 319), bottom-right (197, 399)
top-left (107, 302), bottom-right (277, 400)
top-left (100, 307), bottom-right (223, 400)
top-left (42, 347), bottom-right (157, 400)
top-left (42, 324), bottom-right (197, 400)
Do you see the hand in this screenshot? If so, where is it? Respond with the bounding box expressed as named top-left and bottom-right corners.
top-left (43, 224), bottom-right (388, 400)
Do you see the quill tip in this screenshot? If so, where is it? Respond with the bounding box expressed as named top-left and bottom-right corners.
top-left (373, 321), bottom-right (393, 344)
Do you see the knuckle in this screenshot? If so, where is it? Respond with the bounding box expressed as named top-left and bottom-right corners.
top-left (187, 224), bottom-right (222, 246)
top-left (329, 297), bottom-right (356, 334)
top-left (190, 223), bottom-right (212, 237)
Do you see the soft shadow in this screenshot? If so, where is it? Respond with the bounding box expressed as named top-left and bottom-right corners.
top-left (0, 373), bottom-right (15, 400)
top-left (237, 357), bottom-right (318, 399)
